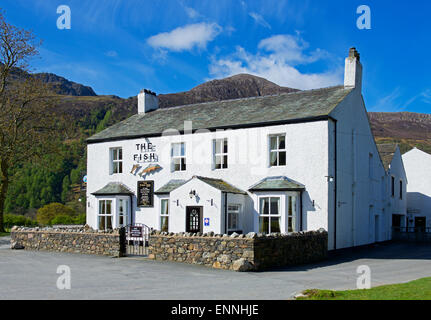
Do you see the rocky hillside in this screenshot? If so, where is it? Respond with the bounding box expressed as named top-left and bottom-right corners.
top-left (369, 112), bottom-right (431, 154)
top-left (158, 74), bottom-right (299, 108)
top-left (34, 73), bottom-right (96, 96)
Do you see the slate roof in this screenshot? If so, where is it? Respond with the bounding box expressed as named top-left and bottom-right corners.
top-left (376, 143), bottom-right (398, 170)
top-left (194, 176), bottom-right (247, 194)
top-left (155, 180), bottom-right (187, 194)
top-left (87, 86), bottom-right (353, 143)
top-left (249, 176), bottom-right (305, 192)
top-left (91, 182), bottom-right (134, 196)
top-left (155, 176), bottom-right (246, 195)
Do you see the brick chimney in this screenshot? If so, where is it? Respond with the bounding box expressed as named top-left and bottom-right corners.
top-left (138, 89), bottom-right (158, 114)
top-left (344, 47), bottom-right (362, 91)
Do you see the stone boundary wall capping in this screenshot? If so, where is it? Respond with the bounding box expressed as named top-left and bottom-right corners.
top-left (10, 226), bottom-right (125, 257)
top-left (148, 229), bottom-right (328, 271)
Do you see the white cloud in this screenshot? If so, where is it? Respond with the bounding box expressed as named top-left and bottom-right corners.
top-left (184, 7), bottom-right (201, 19)
top-left (147, 23), bottom-right (222, 52)
top-left (209, 34), bottom-right (342, 90)
top-left (249, 12), bottom-right (271, 29)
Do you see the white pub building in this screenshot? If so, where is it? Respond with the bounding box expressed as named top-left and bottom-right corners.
top-left (86, 48), bottom-right (406, 250)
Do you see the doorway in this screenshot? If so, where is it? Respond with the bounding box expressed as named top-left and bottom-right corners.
top-left (186, 207), bottom-right (203, 233)
top-left (415, 217), bottom-right (426, 233)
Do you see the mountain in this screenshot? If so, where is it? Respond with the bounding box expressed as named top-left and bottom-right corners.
top-left (34, 73), bottom-right (97, 96)
top-left (369, 112), bottom-right (431, 154)
top-left (158, 74), bottom-right (299, 108)
top-left (45, 74), bottom-right (300, 130)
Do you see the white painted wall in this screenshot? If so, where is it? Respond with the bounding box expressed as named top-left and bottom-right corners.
top-left (402, 148), bottom-right (431, 229)
top-left (87, 120), bottom-right (330, 237)
top-left (330, 88), bottom-right (389, 249)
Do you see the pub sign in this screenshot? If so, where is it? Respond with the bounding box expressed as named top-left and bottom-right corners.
top-left (137, 180), bottom-right (154, 207)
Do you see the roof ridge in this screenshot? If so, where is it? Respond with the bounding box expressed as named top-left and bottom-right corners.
top-left (150, 85), bottom-right (346, 113)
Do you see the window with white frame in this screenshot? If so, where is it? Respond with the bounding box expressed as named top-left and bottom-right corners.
top-left (259, 197), bottom-right (281, 234)
top-left (110, 147), bottom-right (123, 174)
top-left (287, 196), bottom-right (297, 232)
top-left (171, 143), bottom-right (186, 172)
top-left (160, 199), bottom-right (169, 232)
top-left (227, 204), bottom-right (240, 231)
top-left (118, 199), bottom-right (128, 227)
top-left (213, 138), bottom-right (228, 169)
top-left (98, 200), bottom-right (113, 231)
top-left (269, 135), bottom-right (286, 167)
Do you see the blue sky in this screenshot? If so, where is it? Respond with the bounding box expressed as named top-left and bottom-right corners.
top-left (1, 0), bottom-right (430, 113)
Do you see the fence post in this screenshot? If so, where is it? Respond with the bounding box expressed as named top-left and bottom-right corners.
top-left (119, 227), bottom-right (126, 257)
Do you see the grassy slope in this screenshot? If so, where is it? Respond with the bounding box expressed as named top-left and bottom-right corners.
top-left (297, 277), bottom-right (431, 300)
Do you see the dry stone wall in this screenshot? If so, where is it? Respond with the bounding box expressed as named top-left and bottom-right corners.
top-left (148, 229), bottom-right (328, 271)
top-left (10, 226), bottom-right (125, 257)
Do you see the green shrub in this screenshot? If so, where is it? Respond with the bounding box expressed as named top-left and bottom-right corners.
top-left (50, 215), bottom-right (75, 225)
top-left (36, 203), bottom-right (76, 226)
top-left (74, 213), bottom-right (86, 225)
top-left (4, 214), bottom-right (37, 229)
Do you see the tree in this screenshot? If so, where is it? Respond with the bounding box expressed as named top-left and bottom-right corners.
top-left (0, 11), bottom-right (67, 232)
top-left (36, 203), bottom-right (75, 226)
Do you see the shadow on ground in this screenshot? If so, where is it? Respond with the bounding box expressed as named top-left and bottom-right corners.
top-left (265, 241), bottom-right (431, 273)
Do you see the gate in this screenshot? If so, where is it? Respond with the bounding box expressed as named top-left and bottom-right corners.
top-left (124, 223), bottom-right (151, 256)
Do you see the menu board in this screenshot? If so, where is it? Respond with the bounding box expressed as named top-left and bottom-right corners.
top-left (137, 181), bottom-right (154, 207)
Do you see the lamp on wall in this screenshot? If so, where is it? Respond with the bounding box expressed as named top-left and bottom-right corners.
top-left (189, 190), bottom-right (196, 199)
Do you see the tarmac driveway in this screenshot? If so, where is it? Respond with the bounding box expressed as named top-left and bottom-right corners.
top-left (0, 238), bottom-right (430, 300)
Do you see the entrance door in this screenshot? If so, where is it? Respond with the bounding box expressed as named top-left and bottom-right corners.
top-left (415, 217), bottom-right (426, 233)
top-left (186, 207), bottom-right (203, 233)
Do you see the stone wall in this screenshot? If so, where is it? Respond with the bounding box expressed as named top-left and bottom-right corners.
top-left (148, 229), bottom-right (328, 271)
top-left (10, 226), bottom-right (125, 257)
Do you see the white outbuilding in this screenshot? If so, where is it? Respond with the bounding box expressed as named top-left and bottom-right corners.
top-left (376, 143), bottom-right (407, 237)
top-left (402, 148), bottom-right (431, 231)
top-left (86, 48), bottom-right (396, 250)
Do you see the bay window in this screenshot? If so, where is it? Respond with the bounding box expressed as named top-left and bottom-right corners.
top-left (98, 200), bottom-right (113, 231)
top-left (160, 199), bottom-right (169, 232)
top-left (287, 196), bottom-right (297, 232)
top-left (259, 197), bottom-right (281, 234)
top-left (118, 199), bottom-right (128, 227)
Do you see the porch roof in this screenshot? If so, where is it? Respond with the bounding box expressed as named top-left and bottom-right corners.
top-left (249, 176), bottom-right (305, 192)
top-left (194, 176), bottom-right (247, 195)
top-left (155, 179), bottom-right (187, 194)
top-left (155, 176), bottom-right (247, 195)
top-left (91, 182), bottom-right (134, 196)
